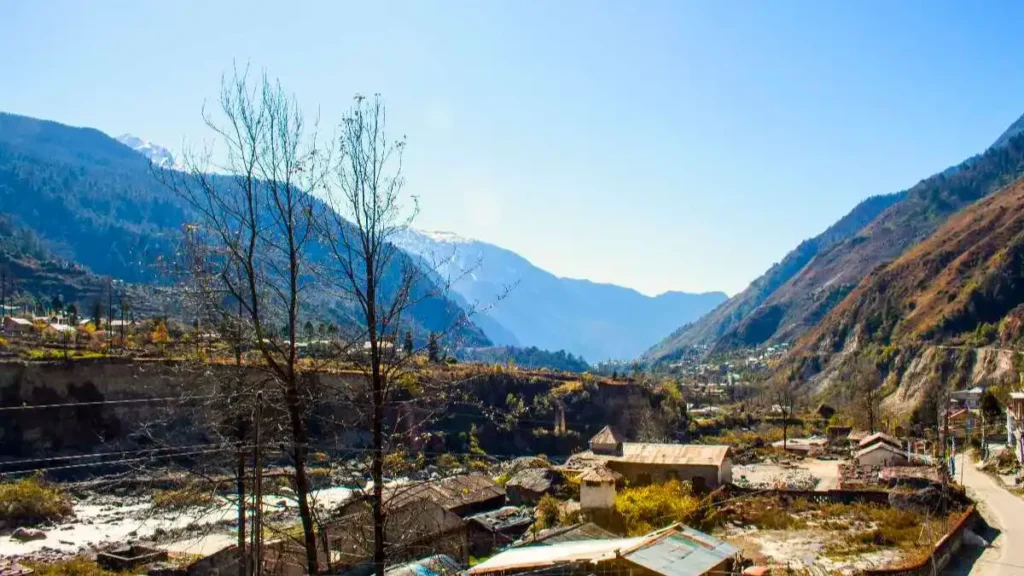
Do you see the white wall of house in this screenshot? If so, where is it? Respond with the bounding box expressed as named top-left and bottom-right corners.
top-left (718, 458), bottom-right (733, 485)
top-left (857, 448), bottom-right (907, 467)
top-left (581, 481), bottom-right (616, 509)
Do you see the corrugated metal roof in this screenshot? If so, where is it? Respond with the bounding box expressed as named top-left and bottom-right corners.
top-left (623, 527), bottom-right (739, 576)
top-left (614, 443), bottom-right (730, 466)
top-left (467, 537), bottom-right (644, 574)
top-left (385, 554), bottom-right (462, 576)
top-left (590, 426), bottom-right (625, 445)
top-left (857, 433), bottom-right (901, 449)
top-left (579, 466), bottom-right (622, 483)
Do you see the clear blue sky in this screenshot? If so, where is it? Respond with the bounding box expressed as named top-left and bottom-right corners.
top-left (3, 1), bottom-right (1024, 296)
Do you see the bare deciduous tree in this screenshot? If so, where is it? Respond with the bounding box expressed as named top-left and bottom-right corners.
top-left (317, 94), bottom-right (492, 576)
top-left (167, 67), bottom-right (330, 574)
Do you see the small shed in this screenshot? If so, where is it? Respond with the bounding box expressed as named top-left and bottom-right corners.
top-left (506, 467), bottom-right (560, 505)
top-left (579, 466), bottom-right (621, 510)
top-left (466, 506), bottom-right (534, 557)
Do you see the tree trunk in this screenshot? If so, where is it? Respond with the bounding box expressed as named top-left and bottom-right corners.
top-left (237, 437), bottom-right (247, 576)
top-left (368, 285), bottom-right (386, 576)
top-left (285, 378), bottom-right (318, 575)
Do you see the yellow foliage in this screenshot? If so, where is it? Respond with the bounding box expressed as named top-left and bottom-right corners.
top-left (150, 321), bottom-right (169, 345)
top-left (0, 476), bottom-right (74, 525)
top-left (614, 480), bottom-right (704, 536)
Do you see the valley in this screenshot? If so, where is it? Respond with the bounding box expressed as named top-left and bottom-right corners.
top-left (5, 15), bottom-right (1024, 575)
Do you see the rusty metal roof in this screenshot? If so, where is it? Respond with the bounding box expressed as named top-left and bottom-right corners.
top-left (610, 443), bottom-right (731, 467)
top-left (589, 425), bottom-right (624, 445)
top-left (579, 466), bottom-right (622, 483)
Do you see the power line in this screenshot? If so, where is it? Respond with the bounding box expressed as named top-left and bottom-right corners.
top-left (0, 442), bottom-right (252, 468)
top-left (0, 446), bottom-right (249, 476)
top-left (0, 394), bottom-right (220, 411)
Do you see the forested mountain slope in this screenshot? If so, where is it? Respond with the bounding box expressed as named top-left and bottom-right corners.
top-left (0, 112), bottom-right (488, 344)
top-left (782, 173), bottom-right (1024, 413)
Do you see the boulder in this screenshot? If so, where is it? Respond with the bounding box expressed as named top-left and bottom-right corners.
top-left (10, 527), bottom-right (47, 542)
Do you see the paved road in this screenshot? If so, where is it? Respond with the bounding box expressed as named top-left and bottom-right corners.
top-left (945, 455), bottom-right (1024, 575)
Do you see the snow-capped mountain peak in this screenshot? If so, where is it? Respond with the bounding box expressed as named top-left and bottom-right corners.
top-left (117, 134), bottom-right (179, 169)
top-left (417, 230), bottom-right (473, 244)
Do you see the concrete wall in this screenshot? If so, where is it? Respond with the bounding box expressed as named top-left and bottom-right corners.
top-left (581, 481), bottom-right (616, 509)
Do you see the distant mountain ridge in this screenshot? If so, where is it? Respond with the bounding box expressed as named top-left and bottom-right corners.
top-left (647, 110), bottom-right (1024, 363)
top-left (395, 229), bottom-right (726, 361)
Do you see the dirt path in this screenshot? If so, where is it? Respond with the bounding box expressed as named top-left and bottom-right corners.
top-left (945, 455), bottom-right (1024, 575)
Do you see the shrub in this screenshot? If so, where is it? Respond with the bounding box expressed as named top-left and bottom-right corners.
top-left (152, 487), bottom-right (215, 510)
top-left (535, 494), bottom-right (561, 529)
top-left (0, 476), bottom-right (74, 526)
top-left (615, 480), bottom-right (706, 536)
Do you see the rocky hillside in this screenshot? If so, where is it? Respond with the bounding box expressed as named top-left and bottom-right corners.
top-left (648, 111), bottom-right (1024, 363)
top-left (784, 174), bottom-right (1024, 414)
top-left (646, 192), bottom-right (904, 363)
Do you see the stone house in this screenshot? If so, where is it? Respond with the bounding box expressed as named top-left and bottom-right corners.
top-left (582, 426), bottom-right (732, 490)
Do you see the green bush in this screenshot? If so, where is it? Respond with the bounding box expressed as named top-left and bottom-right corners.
top-left (0, 477), bottom-right (74, 526)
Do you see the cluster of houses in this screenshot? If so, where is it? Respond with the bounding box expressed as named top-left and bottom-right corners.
top-left (2, 314), bottom-right (136, 338)
top-left (214, 427), bottom-right (745, 576)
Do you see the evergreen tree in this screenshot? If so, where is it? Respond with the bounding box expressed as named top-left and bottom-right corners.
top-left (427, 332), bottom-right (440, 363)
top-left (402, 330), bottom-right (413, 355)
top-left (90, 299), bottom-right (103, 327)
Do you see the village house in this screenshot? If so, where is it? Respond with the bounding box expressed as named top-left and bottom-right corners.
top-left (579, 426), bottom-right (732, 490)
top-left (2, 316), bottom-right (33, 334)
top-left (857, 432), bottom-right (902, 452)
top-left (855, 442), bottom-right (908, 467)
top-left (268, 474), bottom-right (505, 574)
top-left (468, 524), bottom-right (740, 576)
top-left (466, 506), bottom-right (535, 557)
top-left (951, 387), bottom-right (984, 409)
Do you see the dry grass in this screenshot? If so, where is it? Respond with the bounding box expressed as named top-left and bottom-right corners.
top-left (25, 558), bottom-right (132, 576)
top-left (0, 476), bottom-right (74, 526)
top-left (151, 486), bottom-right (215, 510)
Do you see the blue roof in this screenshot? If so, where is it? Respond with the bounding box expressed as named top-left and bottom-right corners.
top-left (623, 527), bottom-right (739, 576)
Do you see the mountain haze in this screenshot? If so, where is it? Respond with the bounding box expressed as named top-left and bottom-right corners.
top-left (395, 229), bottom-right (727, 361)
